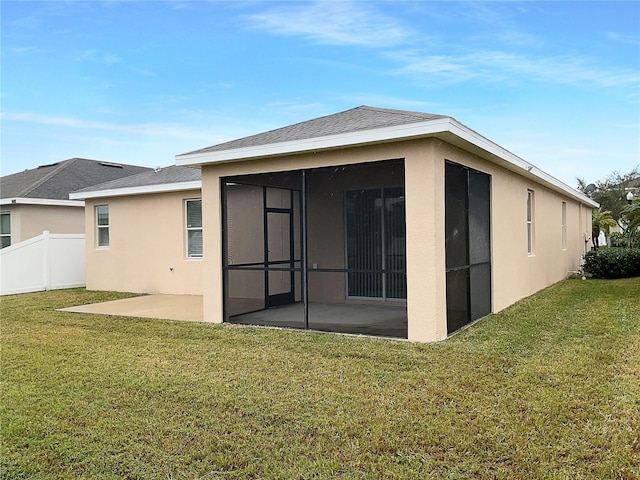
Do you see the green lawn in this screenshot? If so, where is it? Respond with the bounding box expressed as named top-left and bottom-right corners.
top-left (1, 280), bottom-right (638, 479)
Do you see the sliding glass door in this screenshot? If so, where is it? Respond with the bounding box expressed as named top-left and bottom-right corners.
top-left (345, 187), bottom-right (406, 300)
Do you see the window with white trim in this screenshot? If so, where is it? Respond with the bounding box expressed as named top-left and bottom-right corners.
top-left (186, 199), bottom-right (203, 258)
top-left (561, 201), bottom-right (567, 250)
top-left (527, 190), bottom-right (534, 255)
top-left (0, 212), bottom-right (11, 249)
top-left (96, 205), bottom-right (109, 247)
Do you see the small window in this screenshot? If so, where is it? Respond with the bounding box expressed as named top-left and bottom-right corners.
top-left (186, 199), bottom-right (203, 258)
top-left (561, 201), bottom-right (567, 250)
top-left (527, 190), bottom-right (534, 255)
top-left (96, 205), bottom-right (109, 247)
top-left (0, 212), bottom-right (11, 249)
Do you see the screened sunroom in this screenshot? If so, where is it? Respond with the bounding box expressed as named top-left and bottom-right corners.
top-left (222, 159), bottom-right (409, 338)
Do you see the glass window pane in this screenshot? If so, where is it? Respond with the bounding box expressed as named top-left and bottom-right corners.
top-left (384, 187), bottom-right (406, 299)
top-left (188, 230), bottom-right (203, 257)
top-left (1, 236), bottom-right (11, 248)
top-left (0, 214), bottom-right (10, 234)
top-left (97, 206), bottom-right (109, 226)
top-left (346, 189), bottom-right (382, 298)
top-left (186, 200), bottom-right (202, 228)
top-left (97, 227), bottom-right (109, 247)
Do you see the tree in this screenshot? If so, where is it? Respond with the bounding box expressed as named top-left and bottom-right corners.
top-left (577, 166), bottom-right (640, 231)
top-left (591, 209), bottom-right (617, 248)
top-left (621, 198), bottom-right (640, 247)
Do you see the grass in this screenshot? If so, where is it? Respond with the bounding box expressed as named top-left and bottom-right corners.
top-left (1, 280), bottom-right (639, 479)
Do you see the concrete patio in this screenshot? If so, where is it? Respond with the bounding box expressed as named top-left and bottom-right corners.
top-left (59, 294), bottom-right (204, 322)
top-left (59, 294), bottom-right (407, 338)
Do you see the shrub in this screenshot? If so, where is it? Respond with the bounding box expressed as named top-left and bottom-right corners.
top-left (610, 231), bottom-right (640, 248)
top-left (583, 248), bottom-right (640, 279)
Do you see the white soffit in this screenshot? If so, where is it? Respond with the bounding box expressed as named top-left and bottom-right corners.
top-left (0, 197), bottom-right (85, 207)
top-left (69, 180), bottom-right (202, 200)
top-left (175, 117), bottom-right (598, 208)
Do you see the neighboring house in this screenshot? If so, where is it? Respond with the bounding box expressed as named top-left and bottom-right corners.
top-left (0, 158), bottom-right (151, 248)
top-left (73, 106), bottom-right (598, 343)
top-left (70, 166), bottom-right (203, 295)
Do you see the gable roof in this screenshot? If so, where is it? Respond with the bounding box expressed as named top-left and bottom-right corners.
top-left (69, 165), bottom-right (201, 200)
top-left (176, 105), bottom-right (598, 208)
top-left (1, 158), bottom-right (151, 203)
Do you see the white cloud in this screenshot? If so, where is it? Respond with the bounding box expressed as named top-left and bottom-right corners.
top-left (244, 1), bottom-right (413, 48)
top-left (76, 49), bottom-right (121, 65)
top-left (394, 50), bottom-right (640, 88)
top-left (606, 32), bottom-right (640, 46)
top-left (1, 111), bottom-right (207, 139)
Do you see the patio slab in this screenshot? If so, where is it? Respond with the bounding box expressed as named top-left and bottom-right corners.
top-left (59, 294), bottom-right (204, 322)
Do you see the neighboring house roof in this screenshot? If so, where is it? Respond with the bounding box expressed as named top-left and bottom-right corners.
top-left (70, 165), bottom-right (201, 200)
top-left (175, 105), bottom-right (598, 208)
top-left (1, 158), bottom-right (151, 206)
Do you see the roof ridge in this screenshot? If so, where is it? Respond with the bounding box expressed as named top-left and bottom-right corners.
top-left (17, 158), bottom-right (77, 197)
top-left (359, 105), bottom-right (445, 119)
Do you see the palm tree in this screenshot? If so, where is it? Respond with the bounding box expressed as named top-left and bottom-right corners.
top-left (592, 209), bottom-right (617, 249)
top-left (621, 199), bottom-right (640, 247)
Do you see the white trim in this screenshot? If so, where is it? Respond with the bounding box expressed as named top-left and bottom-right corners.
top-left (0, 197), bottom-right (84, 207)
top-left (175, 118), bottom-right (452, 165)
top-left (185, 198), bottom-right (203, 259)
top-left (69, 181), bottom-right (202, 200)
top-left (175, 116), bottom-right (598, 208)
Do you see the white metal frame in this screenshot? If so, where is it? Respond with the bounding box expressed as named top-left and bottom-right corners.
top-left (527, 190), bottom-right (535, 256)
top-left (96, 205), bottom-right (109, 248)
top-left (0, 211), bottom-right (11, 249)
top-left (185, 198), bottom-right (203, 259)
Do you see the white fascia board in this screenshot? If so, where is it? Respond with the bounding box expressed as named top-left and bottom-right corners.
top-left (175, 118), bottom-right (454, 166)
top-left (446, 119), bottom-right (599, 208)
top-left (69, 180), bottom-right (202, 200)
top-left (175, 116), bottom-right (597, 208)
top-left (0, 197), bottom-right (85, 207)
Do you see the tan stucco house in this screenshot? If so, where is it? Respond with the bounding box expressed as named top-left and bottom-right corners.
top-left (72, 106), bottom-right (597, 342)
top-left (0, 158), bottom-right (150, 248)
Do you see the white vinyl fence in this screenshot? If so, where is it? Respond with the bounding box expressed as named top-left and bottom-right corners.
top-left (0, 231), bottom-right (86, 296)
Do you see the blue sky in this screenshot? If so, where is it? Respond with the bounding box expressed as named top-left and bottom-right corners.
top-left (2, 1), bottom-right (639, 188)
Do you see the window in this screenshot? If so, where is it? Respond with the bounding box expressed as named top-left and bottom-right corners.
top-left (561, 201), bottom-right (567, 250)
top-left (345, 187), bottom-right (406, 300)
top-left (0, 212), bottom-right (10, 249)
top-left (527, 190), bottom-right (534, 255)
top-left (186, 199), bottom-right (203, 258)
top-left (96, 205), bottom-right (109, 247)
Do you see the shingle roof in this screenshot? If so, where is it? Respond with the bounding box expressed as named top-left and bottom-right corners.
top-left (1, 158), bottom-right (151, 200)
top-left (182, 105), bottom-right (447, 156)
top-left (73, 165), bottom-right (201, 193)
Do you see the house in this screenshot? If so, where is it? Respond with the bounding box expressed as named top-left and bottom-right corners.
top-left (72, 106), bottom-right (597, 342)
top-left (70, 165), bottom-right (203, 295)
top-left (0, 158), bottom-right (150, 248)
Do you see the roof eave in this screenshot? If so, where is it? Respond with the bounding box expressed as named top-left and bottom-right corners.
top-left (175, 117), bottom-right (454, 166)
top-left (69, 180), bottom-right (202, 200)
top-left (175, 117), bottom-right (598, 209)
top-left (0, 197), bottom-right (85, 207)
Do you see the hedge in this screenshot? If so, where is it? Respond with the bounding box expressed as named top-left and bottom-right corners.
top-left (583, 248), bottom-right (640, 279)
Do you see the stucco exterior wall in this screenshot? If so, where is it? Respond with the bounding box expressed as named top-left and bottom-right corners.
top-left (201, 137), bottom-right (592, 342)
top-left (431, 140), bottom-right (591, 313)
top-left (1, 204), bottom-right (85, 244)
top-left (201, 139), bottom-right (446, 340)
top-left (84, 189), bottom-right (203, 295)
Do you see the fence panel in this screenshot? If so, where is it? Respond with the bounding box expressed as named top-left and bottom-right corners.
top-left (0, 231), bottom-right (85, 296)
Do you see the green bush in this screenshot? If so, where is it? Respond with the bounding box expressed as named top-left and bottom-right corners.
top-left (610, 231), bottom-right (640, 248)
top-left (583, 248), bottom-right (640, 279)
